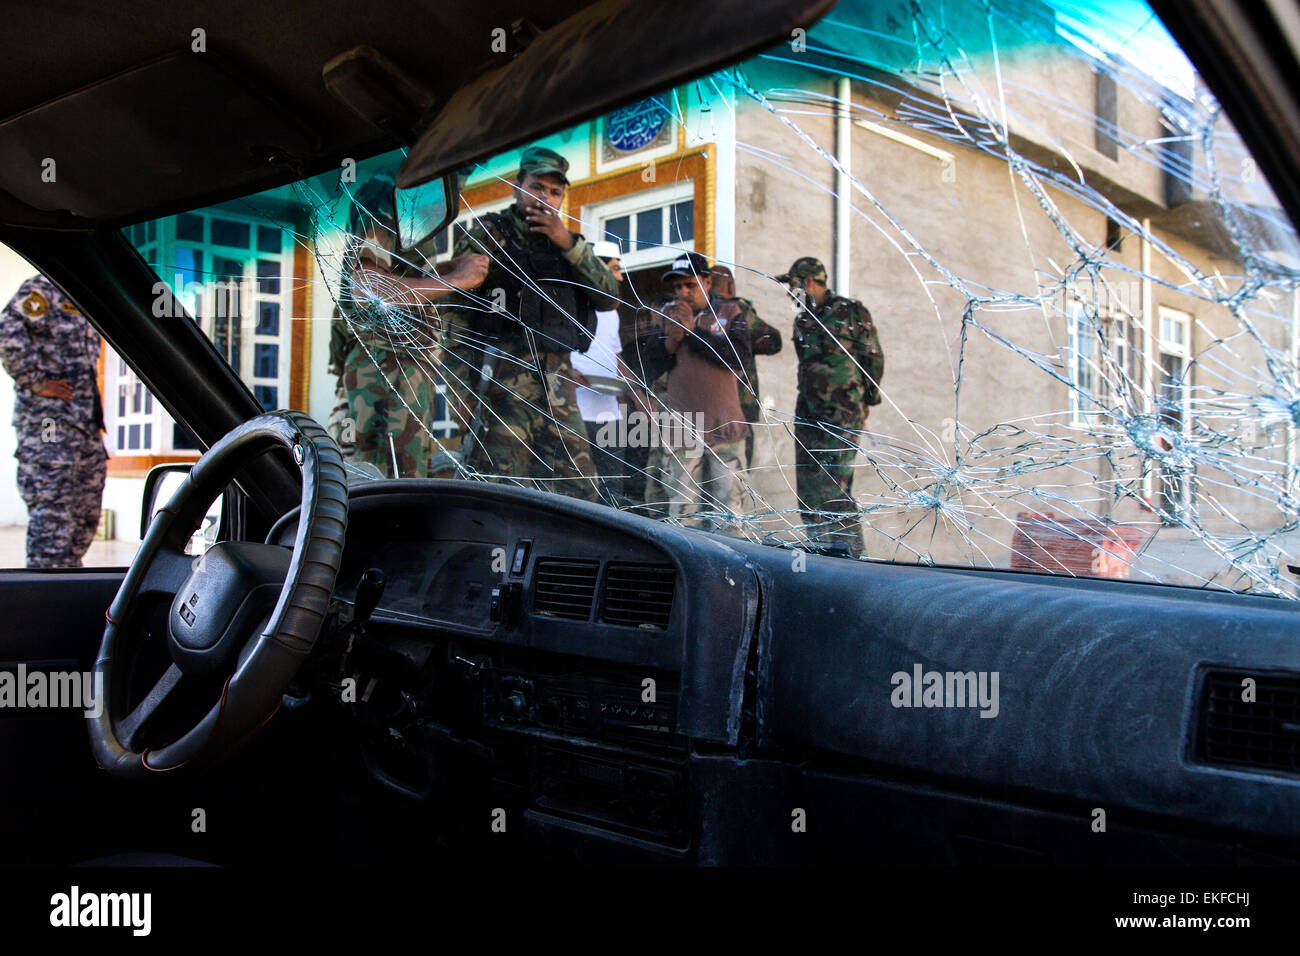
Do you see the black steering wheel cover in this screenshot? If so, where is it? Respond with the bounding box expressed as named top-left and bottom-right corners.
top-left (88, 411), bottom-right (348, 778)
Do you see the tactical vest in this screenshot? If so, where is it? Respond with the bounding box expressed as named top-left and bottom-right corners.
top-left (483, 211), bottom-right (597, 354)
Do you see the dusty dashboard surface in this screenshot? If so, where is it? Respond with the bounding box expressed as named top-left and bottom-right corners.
top-left (265, 480), bottom-right (762, 853)
top-left (271, 480), bottom-right (761, 746)
top-left (329, 484), bottom-right (686, 669)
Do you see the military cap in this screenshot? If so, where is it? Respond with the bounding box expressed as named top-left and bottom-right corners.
top-left (775, 256), bottom-right (828, 283)
top-left (518, 146), bottom-right (570, 184)
top-left (662, 251), bottom-right (712, 281)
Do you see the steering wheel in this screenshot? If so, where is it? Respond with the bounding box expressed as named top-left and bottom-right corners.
top-left (87, 411), bottom-right (348, 778)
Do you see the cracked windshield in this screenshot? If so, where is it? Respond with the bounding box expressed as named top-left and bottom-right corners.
top-left (105, 0), bottom-right (1300, 597)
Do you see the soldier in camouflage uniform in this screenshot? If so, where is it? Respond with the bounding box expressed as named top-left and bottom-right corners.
top-left (711, 265), bottom-right (783, 466)
top-left (439, 147), bottom-right (619, 502)
top-left (777, 257), bottom-right (884, 557)
top-left (0, 275), bottom-right (108, 568)
top-left (329, 174), bottom-right (487, 478)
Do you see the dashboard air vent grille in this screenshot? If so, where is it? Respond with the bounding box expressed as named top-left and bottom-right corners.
top-left (533, 559), bottom-right (600, 621)
top-left (1199, 670), bottom-right (1300, 775)
top-left (603, 564), bottom-right (675, 629)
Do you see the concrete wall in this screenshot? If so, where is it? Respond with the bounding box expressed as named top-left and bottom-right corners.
top-left (730, 66), bottom-right (1290, 564)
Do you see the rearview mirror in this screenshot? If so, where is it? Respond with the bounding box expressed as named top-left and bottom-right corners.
top-left (394, 175), bottom-right (458, 251)
top-left (396, 0), bottom-right (836, 189)
top-left (140, 463), bottom-right (223, 555)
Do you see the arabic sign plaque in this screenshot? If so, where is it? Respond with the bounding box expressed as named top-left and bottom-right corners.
top-left (602, 97), bottom-right (673, 162)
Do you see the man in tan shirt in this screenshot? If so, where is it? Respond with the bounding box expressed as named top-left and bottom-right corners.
top-left (644, 252), bottom-right (753, 534)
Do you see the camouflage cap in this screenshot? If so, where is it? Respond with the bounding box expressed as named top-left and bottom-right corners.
top-left (775, 256), bottom-right (828, 283)
top-left (518, 146), bottom-right (570, 184)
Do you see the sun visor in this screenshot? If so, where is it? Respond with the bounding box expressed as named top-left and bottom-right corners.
top-left (396, 0), bottom-right (838, 188)
top-left (0, 53), bottom-right (320, 223)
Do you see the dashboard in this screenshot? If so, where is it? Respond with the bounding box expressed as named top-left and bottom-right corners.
top-left (269, 479), bottom-right (761, 855)
top-left (266, 479), bottom-right (1300, 864)
top-left (332, 485), bottom-right (690, 672)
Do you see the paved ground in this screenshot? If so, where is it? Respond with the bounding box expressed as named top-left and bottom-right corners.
top-left (0, 525), bottom-right (138, 568)
top-left (1133, 525), bottom-right (1300, 592)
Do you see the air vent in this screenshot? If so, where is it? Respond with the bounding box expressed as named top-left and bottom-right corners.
top-left (1199, 670), bottom-right (1300, 775)
top-left (603, 564), bottom-right (675, 629)
top-left (533, 559), bottom-right (599, 621)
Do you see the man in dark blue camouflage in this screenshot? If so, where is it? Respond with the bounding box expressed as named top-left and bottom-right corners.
top-left (0, 275), bottom-right (107, 567)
